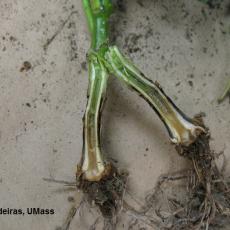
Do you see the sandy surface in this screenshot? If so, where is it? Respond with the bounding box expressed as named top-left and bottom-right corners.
top-left (0, 0), bottom-right (230, 229)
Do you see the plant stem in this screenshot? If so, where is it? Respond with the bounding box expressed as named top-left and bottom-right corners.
top-left (102, 46), bottom-right (205, 146)
top-left (82, 0), bottom-right (113, 51)
top-left (79, 54), bottom-right (109, 181)
top-left (79, 0), bottom-right (113, 181)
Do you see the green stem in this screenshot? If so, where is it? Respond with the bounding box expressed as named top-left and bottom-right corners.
top-left (103, 46), bottom-right (205, 146)
top-left (82, 0), bottom-right (94, 37)
top-left (82, 0), bottom-right (113, 51)
top-left (79, 0), bottom-right (114, 181)
top-left (80, 53), bottom-right (109, 181)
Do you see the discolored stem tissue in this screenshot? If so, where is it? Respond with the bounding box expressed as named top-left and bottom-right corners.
top-left (78, 0), bottom-right (113, 182)
top-left (76, 0), bottom-right (127, 218)
top-left (77, 54), bottom-right (110, 181)
top-left (103, 46), bottom-right (205, 146)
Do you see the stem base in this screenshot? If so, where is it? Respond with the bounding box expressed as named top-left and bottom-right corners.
top-left (76, 164), bottom-right (128, 218)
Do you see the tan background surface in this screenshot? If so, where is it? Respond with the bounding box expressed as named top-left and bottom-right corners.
top-left (0, 0), bottom-right (230, 229)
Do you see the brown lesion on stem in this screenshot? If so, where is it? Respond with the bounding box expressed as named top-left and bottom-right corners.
top-left (104, 46), bottom-right (206, 147)
top-left (76, 55), bottom-right (109, 182)
top-left (76, 111), bottom-right (127, 217)
top-left (145, 82), bottom-right (206, 146)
